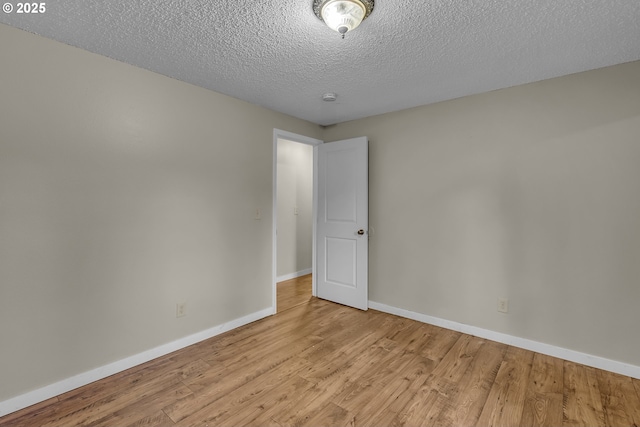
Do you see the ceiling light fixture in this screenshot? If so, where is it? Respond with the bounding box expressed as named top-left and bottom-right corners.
top-left (313, 0), bottom-right (374, 39)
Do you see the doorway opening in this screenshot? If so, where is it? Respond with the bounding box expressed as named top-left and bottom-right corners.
top-left (272, 129), bottom-right (322, 313)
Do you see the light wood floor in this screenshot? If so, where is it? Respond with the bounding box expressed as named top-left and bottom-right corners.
top-left (3, 284), bottom-right (640, 426)
top-left (277, 274), bottom-right (312, 313)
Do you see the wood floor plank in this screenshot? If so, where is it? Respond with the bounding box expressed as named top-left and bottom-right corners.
top-left (192, 298), bottom-right (333, 367)
top-left (201, 309), bottom-right (329, 368)
top-left (521, 391), bottom-right (563, 427)
top-left (163, 335), bottom-right (319, 422)
top-left (403, 375), bottom-right (459, 427)
top-left (476, 346), bottom-right (533, 427)
top-left (2, 298), bottom-right (639, 427)
top-left (298, 333), bottom-right (394, 384)
top-left (47, 358), bottom-right (207, 427)
top-left (221, 374), bottom-right (315, 427)
top-left (634, 378), bottom-right (640, 407)
top-left (126, 411), bottom-right (176, 427)
top-left (384, 316), bottom-right (424, 343)
top-left (272, 333), bottom-right (401, 426)
top-left (520, 352), bottom-right (564, 427)
top-left (2, 358), bottom-right (207, 427)
top-left (277, 274), bottom-right (312, 313)
top-left (176, 357), bottom-right (310, 426)
top-left (419, 327), bottom-right (463, 363)
top-left (40, 374), bottom-right (181, 427)
top-left (436, 340), bottom-right (507, 427)
top-left (270, 382), bottom-right (353, 426)
top-left (563, 361), bottom-right (606, 427)
top-left (330, 350), bottom-right (427, 415)
top-left (429, 334), bottom-right (485, 383)
top-left (0, 397), bottom-right (60, 427)
top-left (596, 369), bottom-right (640, 427)
top-left (332, 372), bottom-right (408, 426)
top-left (353, 354), bottom-right (436, 426)
top-left (529, 352), bottom-right (564, 394)
top-left (397, 323), bottom-right (442, 357)
top-left (63, 352), bottom-right (208, 404)
top-left (300, 402), bottom-right (355, 427)
top-left (90, 383), bottom-right (192, 427)
top-left (296, 310), bottom-right (390, 371)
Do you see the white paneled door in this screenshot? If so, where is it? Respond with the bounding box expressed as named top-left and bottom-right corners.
top-left (316, 137), bottom-right (368, 310)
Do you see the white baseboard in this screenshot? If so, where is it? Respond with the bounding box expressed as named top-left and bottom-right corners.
top-left (277, 268), bottom-right (312, 283)
top-left (0, 307), bottom-right (273, 418)
top-left (368, 301), bottom-right (640, 380)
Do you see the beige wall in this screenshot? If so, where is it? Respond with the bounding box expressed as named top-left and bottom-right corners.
top-left (0, 24), bottom-right (321, 401)
top-left (276, 139), bottom-right (313, 278)
top-left (323, 60), bottom-right (640, 367)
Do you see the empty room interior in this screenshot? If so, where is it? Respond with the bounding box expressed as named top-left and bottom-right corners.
top-left (1, 1), bottom-right (640, 425)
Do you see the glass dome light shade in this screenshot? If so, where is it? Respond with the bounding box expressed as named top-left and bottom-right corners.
top-left (320, 0), bottom-right (367, 35)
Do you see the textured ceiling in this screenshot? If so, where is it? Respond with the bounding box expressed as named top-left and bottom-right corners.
top-left (1, 0), bottom-right (639, 125)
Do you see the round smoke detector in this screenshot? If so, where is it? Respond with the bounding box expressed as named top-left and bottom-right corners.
top-left (322, 92), bottom-right (338, 102)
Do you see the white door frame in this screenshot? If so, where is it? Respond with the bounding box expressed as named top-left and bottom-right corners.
top-left (272, 129), bottom-right (323, 314)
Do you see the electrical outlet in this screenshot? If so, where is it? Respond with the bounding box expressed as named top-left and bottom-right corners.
top-left (254, 208), bottom-right (261, 220)
top-left (176, 302), bottom-right (186, 318)
top-left (497, 298), bottom-right (509, 313)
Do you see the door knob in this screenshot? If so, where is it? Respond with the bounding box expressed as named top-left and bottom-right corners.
top-left (357, 229), bottom-right (365, 235)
